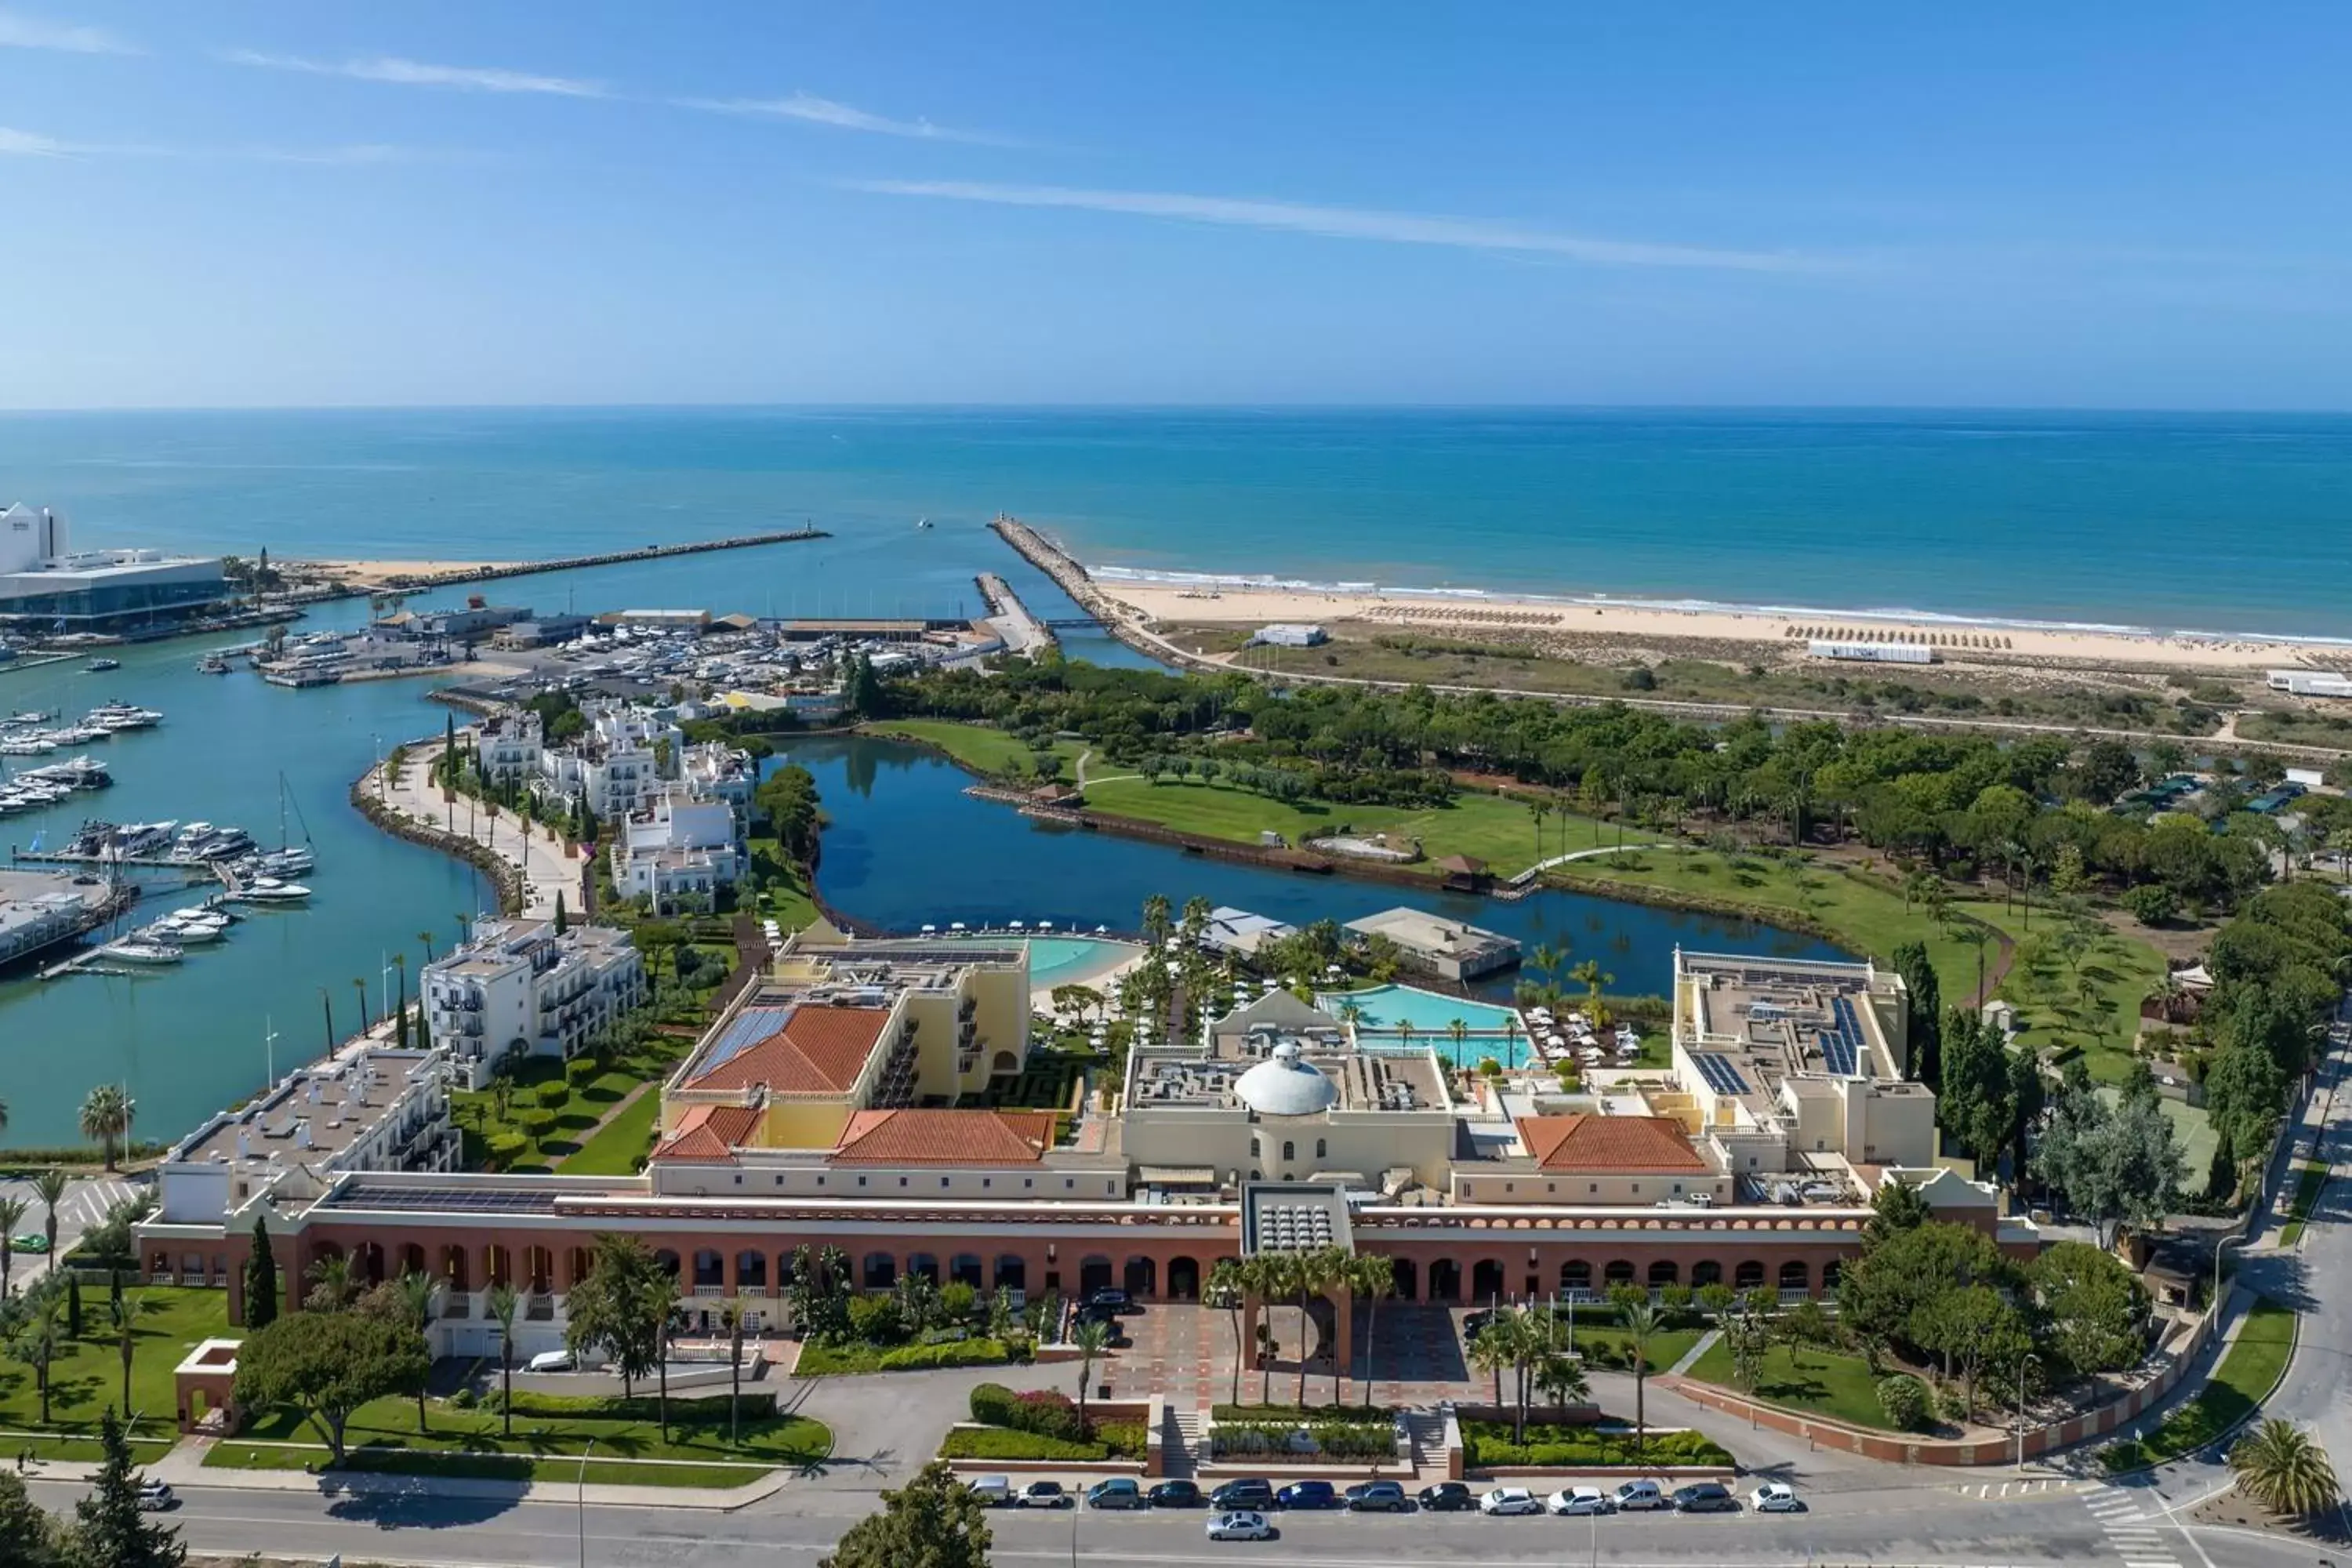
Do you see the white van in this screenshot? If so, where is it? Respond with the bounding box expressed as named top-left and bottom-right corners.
top-left (964, 1475), bottom-right (1014, 1508)
top-left (525, 1349), bottom-right (577, 1374)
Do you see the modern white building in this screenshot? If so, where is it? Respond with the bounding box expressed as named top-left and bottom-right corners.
top-left (474, 710), bottom-right (544, 784)
top-left (535, 701), bottom-right (684, 818)
top-left (2269, 669), bottom-right (2352, 699)
top-left (0, 503), bottom-right (230, 634)
top-left (612, 784), bottom-right (745, 913)
top-left (422, 917), bottom-right (646, 1087)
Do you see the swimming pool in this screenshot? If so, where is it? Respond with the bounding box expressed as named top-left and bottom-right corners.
top-left (1318, 984), bottom-right (1523, 1036)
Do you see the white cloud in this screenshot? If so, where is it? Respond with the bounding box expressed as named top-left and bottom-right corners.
top-left (684, 92), bottom-right (1008, 145)
top-left (0, 124), bottom-right (437, 165)
top-left (848, 179), bottom-right (1826, 273)
top-left (0, 10), bottom-right (135, 53)
top-left (218, 49), bottom-right (603, 97)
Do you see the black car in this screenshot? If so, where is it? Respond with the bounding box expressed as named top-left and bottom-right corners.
top-left (1461, 1308), bottom-right (1497, 1339)
top-left (1345, 1481), bottom-right (1410, 1512)
top-left (1148, 1479), bottom-right (1206, 1508)
top-left (1086, 1287), bottom-right (1140, 1316)
top-left (1672, 1483), bottom-right (1739, 1514)
top-left (1210, 1479), bottom-right (1276, 1512)
top-left (1416, 1481), bottom-right (1476, 1512)
top-left (1276, 1480), bottom-right (1340, 1511)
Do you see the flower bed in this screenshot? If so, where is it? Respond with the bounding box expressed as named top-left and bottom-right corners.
top-left (1208, 1419), bottom-right (1396, 1460)
top-left (1463, 1421), bottom-right (1732, 1469)
top-left (940, 1423), bottom-right (1146, 1462)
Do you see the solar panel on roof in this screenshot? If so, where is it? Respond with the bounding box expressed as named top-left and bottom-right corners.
top-left (698, 1005), bottom-right (794, 1076)
top-left (1693, 1051), bottom-right (1750, 1095)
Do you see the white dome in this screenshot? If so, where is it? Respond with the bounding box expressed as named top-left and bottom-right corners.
top-left (1234, 1041), bottom-right (1339, 1118)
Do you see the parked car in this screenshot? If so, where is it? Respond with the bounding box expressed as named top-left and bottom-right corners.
top-left (1344, 1480), bottom-right (1410, 1512)
top-left (1205, 1510), bottom-right (1274, 1541)
top-left (1209, 1479), bottom-right (1276, 1512)
top-left (1548, 1486), bottom-right (1611, 1515)
top-left (1611, 1479), bottom-right (1670, 1512)
top-left (524, 1348), bottom-right (577, 1373)
top-left (8, 1233), bottom-right (47, 1254)
top-left (1750, 1482), bottom-right (1802, 1513)
top-left (1461, 1308), bottom-right (1497, 1338)
top-left (1086, 1287), bottom-right (1139, 1316)
top-left (1087, 1479), bottom-right (1149, 1511)
top-left (1276, 1480), bottom-right (1340, 1511)
top-left (1148, 1479), bottom-right (1206, 1508)
top-left (1018, 1481), bottom-right (1073, 1509)
top-left (135, 1481), bottom-right (176, 1513)
top-left (964, 1475), bottom-right (1014, 1508)
top-left (1673, 1483), bottom-right (1739, 1514)
top-left (1416, 1481), bottom-right (1476, 1512)
top-left (1479, 1486), bottom-right (1544, 1516)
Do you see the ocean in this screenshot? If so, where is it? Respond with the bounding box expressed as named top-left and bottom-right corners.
top-left (2, 404), bottom-right (2347, 1145)
top-left (5, 405), bottom-right (2352, 637)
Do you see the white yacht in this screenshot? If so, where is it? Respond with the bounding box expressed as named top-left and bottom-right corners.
top-left (232, 877), bottom-right (310, 903)
top-left (99, 938), bottom-right (183, 965)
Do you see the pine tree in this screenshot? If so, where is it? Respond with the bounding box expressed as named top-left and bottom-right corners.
top-left (244, 1216), bottom-right (280, 1330)
top-left (70, 1410), bottom-right (185, 1568)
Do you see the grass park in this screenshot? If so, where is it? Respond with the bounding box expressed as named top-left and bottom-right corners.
top-left (1684, 1336), bottom-right (1901, 1432)
top-left (2102, 1298), bottom-right (2295, 1472)
top-left (0, 1285), bottom-right (220, 1462)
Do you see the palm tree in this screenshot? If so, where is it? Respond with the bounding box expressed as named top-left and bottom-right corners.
top-left (78, 1087), bottom-right (133, 1171)
top-left (2230, 1420), bottom-right (2340, 1519)
top-left (1534, 1343), bottom-right (1590, 1413)
top-left (1209, 1259), bottom-right (1248, 1408)
top-left (488, 1281), bottom-right (520, 1437)
top-left (395, 1269), bottom-right (437, 1432)
top-left (307, 1252), bottom-right (354, 1312)
top-left (32, 1170), bottom-right (69, 1264)
top-left (1140, 894), bottom-right (1172, 951)
top-left (1530, 943), bottom-right (1562, 985)
top-left (0, 1195), bottom-right (24, 1298)
top-left (353, 977), bottom-right (372, 1033)
top-left (720, 1299), bottom-right (746, 1446)
top-left (650, 1272), bottom-right (682, 1442)
top-left (1296, 1249), bottom-right (1346, 1407)
top-left (419, 931), bottom-right (437, 964)
top-left (1395, 1020), bottom-right (1417, 1063)
top-left (1446, 1018), bottom-right (1470, 1072)
top-left (1252, 1252), bottom-right (1298, 1404)
top-left (9, 1294), bottom-right (60, 1424)
top-left (1071, 1318), bottom-right (1112, 1436)
top-left (1468, 1316), bottom-right (1516, 1421)
top-left (1348, 1254), bottom-right (1396, 1408)
top-left (1569, 960), bottom-right (1614, 1027)
top-left (1622, 1300), bottom-right (1662, 1456)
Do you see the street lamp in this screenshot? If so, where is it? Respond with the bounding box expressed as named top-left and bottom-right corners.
top-left (577, 1436), bottom-right (597, 1568)
top-left (2013, 1351), bottom-right (2040, 1470)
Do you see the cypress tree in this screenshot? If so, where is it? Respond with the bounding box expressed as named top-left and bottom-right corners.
top-left (71, 1410), bottom-right (186, 1568)
top-left (1890, 940), bottom-right (1943, 1093)
top-left (244, 1216), bottom-right (280, 1330)
top-left (555, 892), bottom-right (569, 937)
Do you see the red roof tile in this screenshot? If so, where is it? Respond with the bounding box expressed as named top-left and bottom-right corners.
top-left (1514, 1113), bottom-right (1711, 1174)
top-left (830, 1109), bottom-right (1056, 1167)
top-left (688, 1004), bottom-right (888, 1094)
top-left (650, 1103), bottom-right (760, 1163)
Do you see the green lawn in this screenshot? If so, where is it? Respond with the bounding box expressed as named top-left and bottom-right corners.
top-left (561, 1087), bottom-right (665, 1175)
top-left (0, 1285), bottom-right (227, 1446)
top-left (866, 719), bottom-right (1081, 778)
top-left (1567, 1325), bottom-right (1702, 1373)
top-left (2103, 1298), bottom-right (2294, 1472)
top-left (747, 837), bottom-right (820, 931)
top-left (2281, 1164), bottom-right (2330, 1247)
top-left (1685, 1338), bottom-right (1903, 1431)
top-left (1079, 774), bottom-right (1640, 877)
top-left (222, 1391), bottom-right (833, 1474)
top-left (456, 1028), bottom-right (693, 1174)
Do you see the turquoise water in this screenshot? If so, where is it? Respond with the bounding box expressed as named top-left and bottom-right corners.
top-left (5, 407), bottom-right (2350, 636)
top-left (1319, 984), bottom-right (1523, 1038)
top-left (932, 934), bottom-right (1136, 989)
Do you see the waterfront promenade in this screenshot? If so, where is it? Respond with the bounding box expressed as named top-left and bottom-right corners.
top-left (362, 739), bottom-right (584, 921)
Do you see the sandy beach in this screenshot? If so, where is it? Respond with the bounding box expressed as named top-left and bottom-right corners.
top-left (289, 557), bottom-right (528, 588)
top-left (1091, 578), bottom-right (2350, 676)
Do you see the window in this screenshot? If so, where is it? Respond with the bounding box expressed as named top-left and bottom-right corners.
top-left (1282, 1141), bottom-right (1295, 1162)
top-left (1588, 1183), bottom-right (1599, 1194)
top-left (855, 1176), bottom-right (866, 1188)
top-left (1316, 1138), bottom-right (1327, 1159)
top-left (1023, 1178), bottom-right (1033, 1189)
top-left (898, 1177), bottom-right (909, 1188)
top-left (733, 1174), bottom-right (742, 1185)
top-left (1631, 1184), bottom-right (1640, 1194)
top-left (1064, 1178), bottom-right (1076, 1190)
top-left (1504, 1182), bottom-right (1515, 1193)
top-left (775, 1175), bottom-right (784, 1187)
top-left (816, 1175), bottom-right (826, 1187)
top-left (982, 1178), bottom-right (992, 1189)
top-left (940, 1177), bottom-right (950, 1189)
top-left (1546, 1182), bottom-right (1557, 1194)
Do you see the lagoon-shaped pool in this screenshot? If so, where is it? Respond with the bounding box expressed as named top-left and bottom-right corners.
top-left (1319, 982), bottom-right (1522, 1037)
top-left (932, 933), bottom-right (1138, 990)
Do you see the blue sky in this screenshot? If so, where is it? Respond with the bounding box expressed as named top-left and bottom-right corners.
top-left (4, 2), bottom-right (2348, 408)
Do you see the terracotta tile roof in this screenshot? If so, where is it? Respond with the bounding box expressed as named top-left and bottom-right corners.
top-left (830, 1109), bottom-right (1057, 1167)
top-left (687, 1004), bottom-right (888, 1094)
top-left (1515, 1113), bottom-right (1711, 1174)
top-left (650, 1103), bottom-right (760, 1163)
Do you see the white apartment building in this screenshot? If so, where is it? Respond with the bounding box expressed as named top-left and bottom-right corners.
top-left (680, 740), bottom-right (755, 815)
top-left (422, 917), bottom-right (646, 1087)
top-left (474, 710), bottom-right (544, 784)
top-left (612, 784), bottom-right (744, 913)
top-left (535, 702), bottom-right (684, 819)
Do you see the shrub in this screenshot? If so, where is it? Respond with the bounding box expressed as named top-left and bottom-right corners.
top-left (492, 1389), bottom-right (777, 1424)
top-left (876, 1339), bottom-right (1010, 1372)
top-left (2122, 885), bottom-right (2180, 926)
top-left (449, 1388), bottom-right (477, 1410)
top-left (848, 1294), bottom-right (908, 1345)
top-left (1935, 1381), bottom-right (1972, 1424)
top-left (1876, 1374), bottom-right (1929, 1431)
top-left (535, 1082), bottom-right (571, 1110)
top-left (1211, 1402), bottom-right (1393, 1423)
top-left (939, 1281), bottom-right (978, 1323)
top-left (1461, 1423), bottom-right (1730, 1468)
top-left (938, 1421), bottom-right (1145, 1463)
top-left (565, 1057), bottom-right (601, 1084)
top-left (971, 1381), bottom-right (1086, 1441)
top-left (516, 1109), bottom-right (557, 1140)
top-left (1479, 1056), bottom-right (1505, 1078)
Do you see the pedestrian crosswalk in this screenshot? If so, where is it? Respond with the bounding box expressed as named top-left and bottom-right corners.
top-left (1947, 1476), bottom-right (2086, 1500)
top-left (2084, 1486), bottom-right (2183, 1568)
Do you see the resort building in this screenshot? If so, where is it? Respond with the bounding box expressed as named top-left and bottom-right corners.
top-left (0, 503), bottom-right (231, 635)
top-left (1345, 906), bottom-right (1520, 982)
top-left (473, 710), bottom-right (544, 784)
top-left (419, 917), bottom-right (646, 1087)
top-left (136, 938), bottom-right (2023, 1353)
top-left (611, 783), bottom-right (746, 913)
top-left (534, 700), bottom-right (684, 818)
top-left (1199, 906), bottom-right (1298, 958)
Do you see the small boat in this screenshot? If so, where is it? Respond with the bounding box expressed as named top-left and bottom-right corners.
top-left (85, 658), bottom-right (121, 673)
top-left (197, 652), bottom-right (230, 675)
top-left (233, 877), bottom-right (310, 902)
top-left (100, 939), bottom-right (183, 964)
top-left (916, 516), bottom-right (934, 530)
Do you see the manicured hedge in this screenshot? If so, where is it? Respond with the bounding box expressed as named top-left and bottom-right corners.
top-left (971, 1382), bottom-right (1084, 1440)
top-left (797, 1337), bottom-right (1014, 1375)
top-left (1211, 1402), bottom-right (1393, 1423)
top-left (1210, 1421), bottom-right (1392, 1459)
top-left (938, 1421), bottom-right (1146, 1463)
top-left (1462, 1423), bottom-right (1731, 1468)
top-left (492, 1389), bottom-right (777, 1424)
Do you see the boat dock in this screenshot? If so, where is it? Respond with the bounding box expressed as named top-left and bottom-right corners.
top-left (1, 869), bottom-right (136, 975)
top-left (975, 572), bottom-right (1057, 655)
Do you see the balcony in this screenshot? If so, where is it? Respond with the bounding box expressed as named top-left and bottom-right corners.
top-left (441, 1293), bottom-right (471, 1319)
top-left (525, 1292), bottom-right (557, 1322)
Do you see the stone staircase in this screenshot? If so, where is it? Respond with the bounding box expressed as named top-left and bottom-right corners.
top-left (1164, 1406), bottom-right (1207, 1479)
top-left (1402, 1406), bottom-right (1450, 1474)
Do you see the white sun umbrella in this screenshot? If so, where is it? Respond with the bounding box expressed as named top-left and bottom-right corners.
top-left (920, 924), bottom-right (938, 934)
top-left (1037, 920), bottom-right (1054, 931)
top-left (1009, 920), bottom-right (1025, 931)
top-left (949, 920), bottom-right (967, 931)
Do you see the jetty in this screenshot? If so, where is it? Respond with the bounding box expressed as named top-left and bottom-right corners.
top-left (289, 528), bottom-right (832, 597)
top-left (974, 572), bottom-right (1056, 655)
